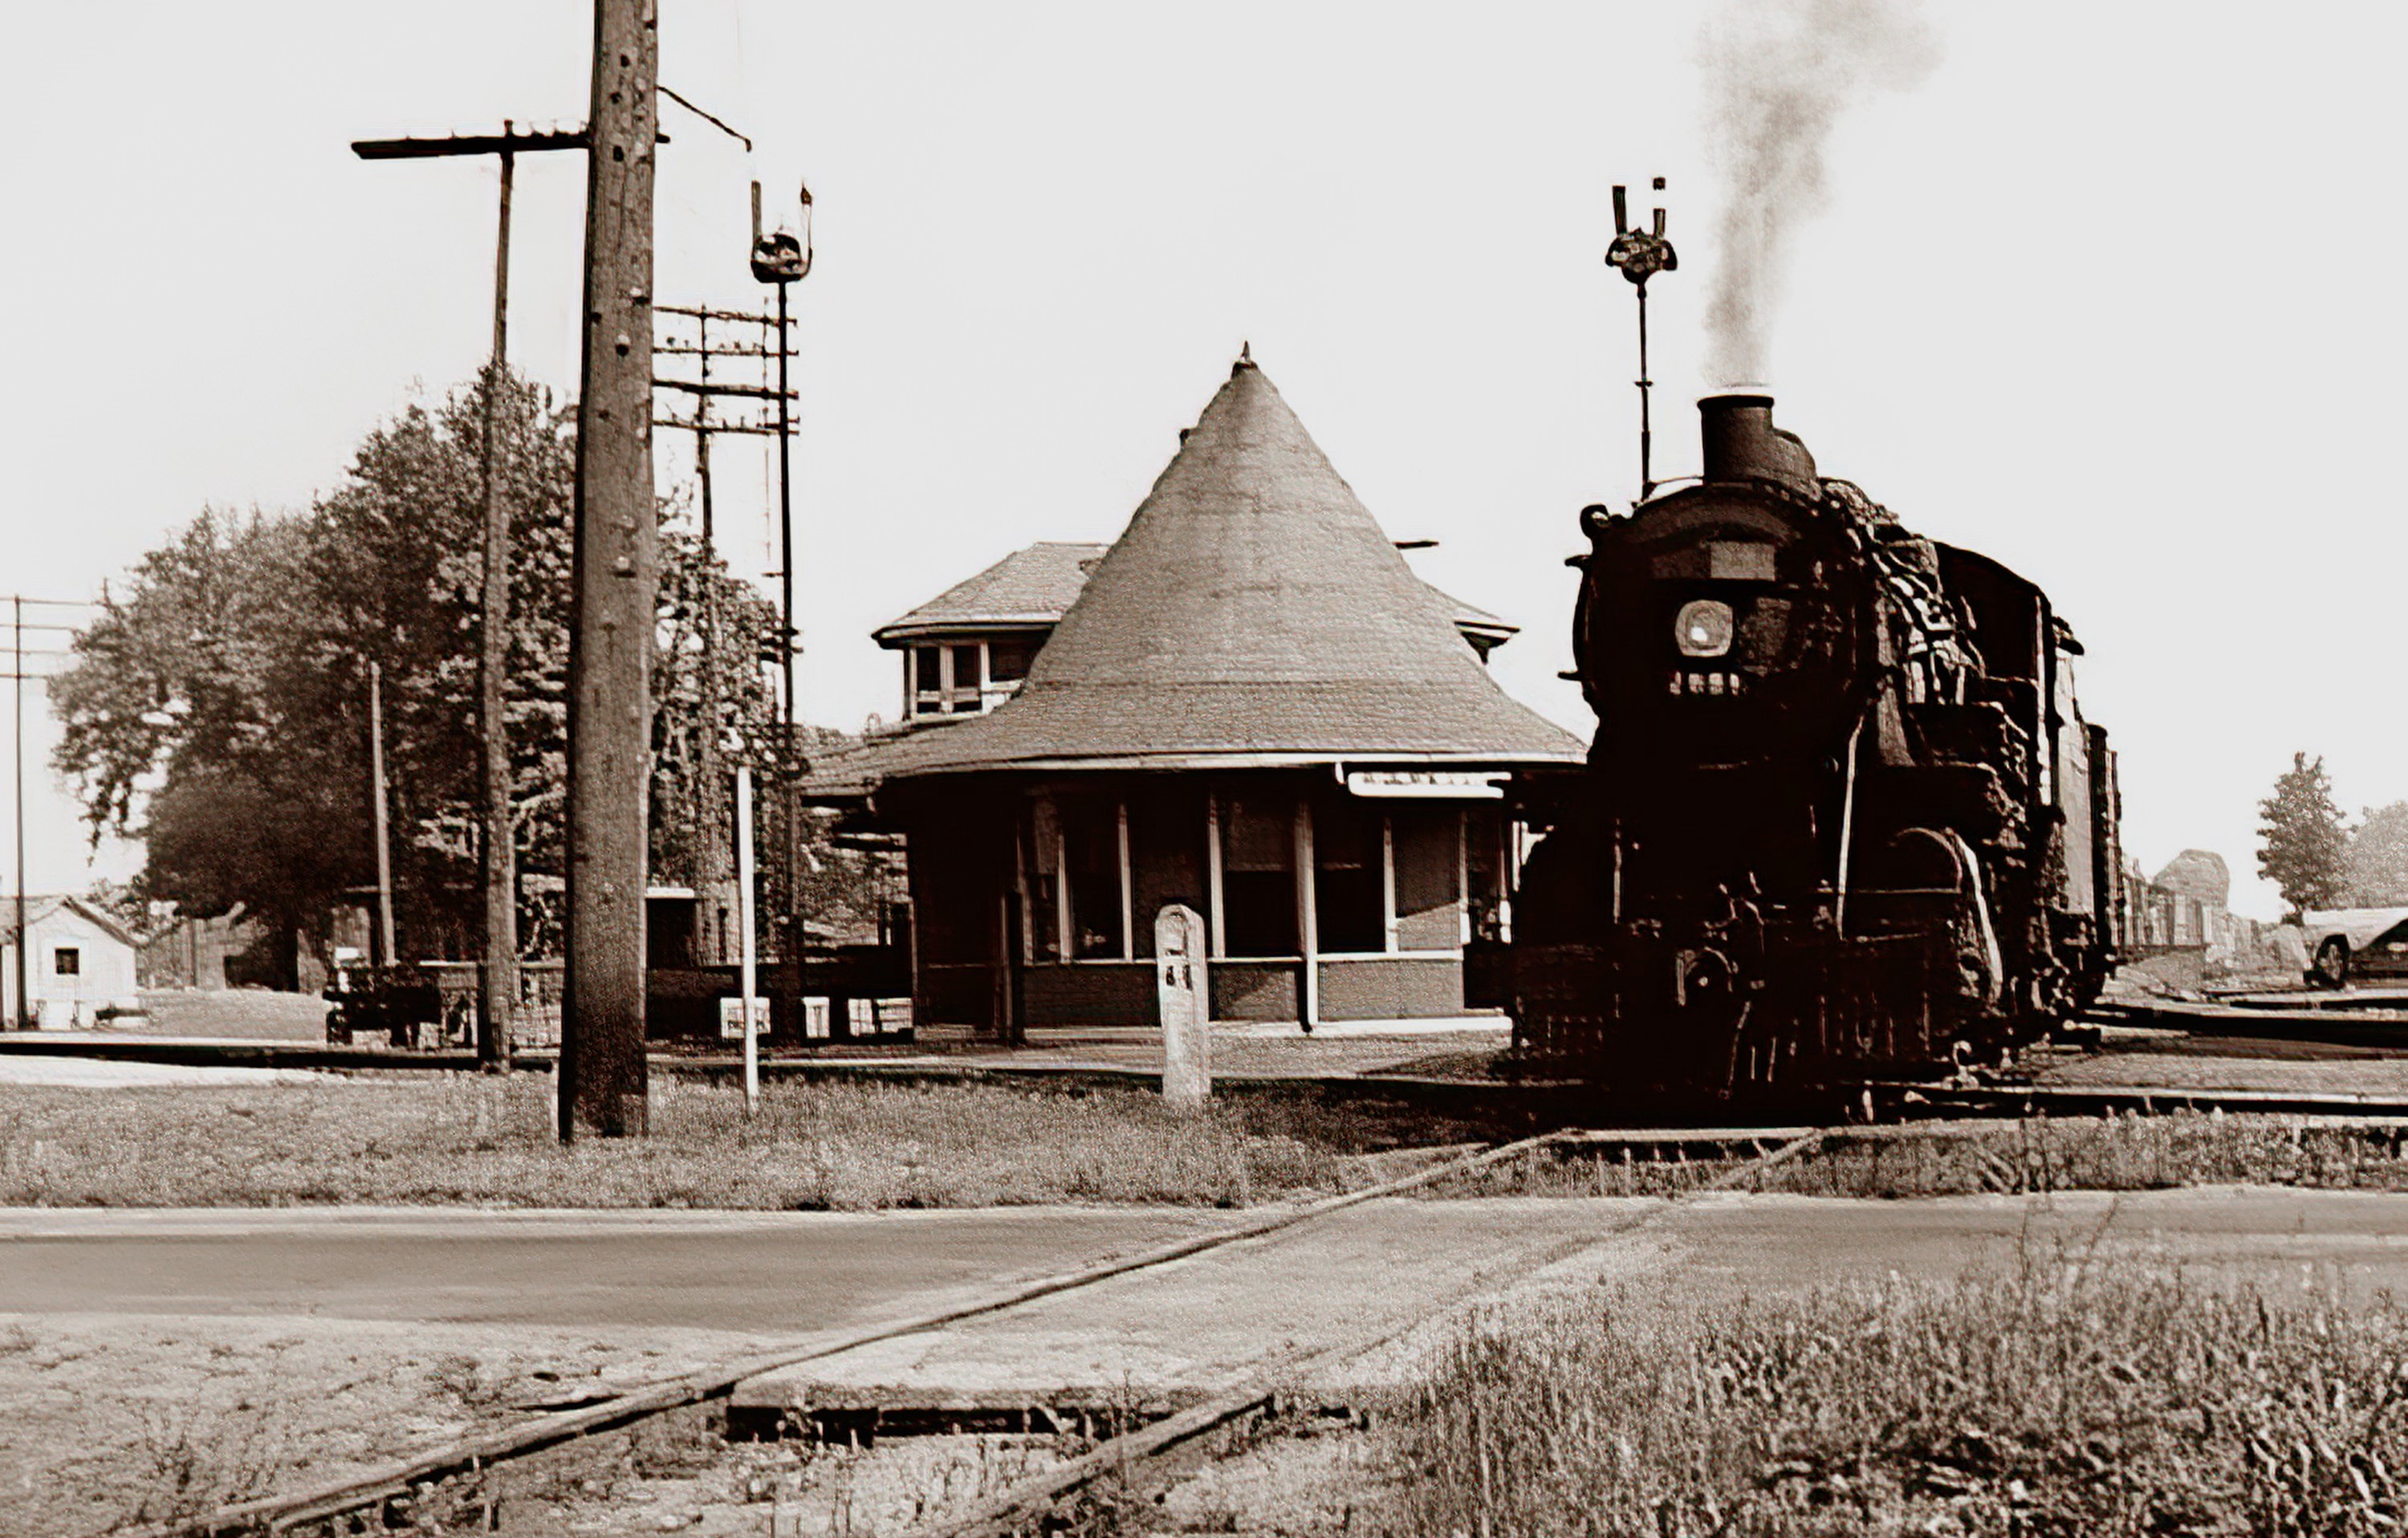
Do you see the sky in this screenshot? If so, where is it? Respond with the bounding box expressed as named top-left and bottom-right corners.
top-left (2, 1), bottom-right (2402, 920)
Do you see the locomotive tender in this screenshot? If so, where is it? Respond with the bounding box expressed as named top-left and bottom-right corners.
top-left (1491, 394), bottom-right (2124, 1097)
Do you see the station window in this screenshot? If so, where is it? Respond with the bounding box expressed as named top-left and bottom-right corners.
top-left (907, 642), bottom-right (995, 719)
top-left (1219, 795), bottom-right (1299, 958)
top-left (53, 947), bottom-right (79, 977)
top-left (948, 644), bottom-right (984, 712)
top-left (911, 646), bottom-right (944, 718)
top-left (1027, 800), bottom-right (1063, 963)
top-left (1313, 800), bottom-right (1385, 954)
top-left (1060, 799), bottom-right (1125, 960)
top-left (988, 637), bottom-right (1039, 685)
top-left (1027, 796), bottom-right (1126, 961)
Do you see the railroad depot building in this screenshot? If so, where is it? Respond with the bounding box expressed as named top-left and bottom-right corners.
top-left (810, 356), bottom-right (1584, 1031)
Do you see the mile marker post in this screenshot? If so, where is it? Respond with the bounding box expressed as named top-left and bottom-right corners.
top-left (1156, 905), bottom-right (1210, 1107)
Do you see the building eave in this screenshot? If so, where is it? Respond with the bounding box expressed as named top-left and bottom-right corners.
top-left (871, 618), bottom-right (1063, 649)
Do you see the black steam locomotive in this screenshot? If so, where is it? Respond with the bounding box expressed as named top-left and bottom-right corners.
top-left (1488, 394), bottom-right (2123, 1098)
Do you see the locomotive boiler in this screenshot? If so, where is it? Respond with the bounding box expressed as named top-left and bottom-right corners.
top-left (1490, 393), bottom-right (2123, 1098)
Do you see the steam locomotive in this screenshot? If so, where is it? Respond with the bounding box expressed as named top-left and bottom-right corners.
top-left (1487, 394), bottom-right (2123, 1098)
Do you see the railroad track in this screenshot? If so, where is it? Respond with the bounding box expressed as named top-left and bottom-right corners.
top-left (141, 1076), bottom-right (2408, 1536)
top-left (148, 1123), bottom-right (1842, 1537)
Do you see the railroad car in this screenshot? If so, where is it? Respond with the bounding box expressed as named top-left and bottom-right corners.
top-left (1485, 394), bottom-right (2123, 1098)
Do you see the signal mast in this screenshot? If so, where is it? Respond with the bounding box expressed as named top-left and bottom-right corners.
top-left (1606, 177), bottom-right (1677, 502)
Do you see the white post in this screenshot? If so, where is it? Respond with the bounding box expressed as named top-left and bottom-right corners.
top-left (735, 764), bottom-right (759, 1112)
top-left (1156, 903), bottom-right (1210, 1107)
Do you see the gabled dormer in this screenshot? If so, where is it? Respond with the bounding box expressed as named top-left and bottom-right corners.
top-left (872, 543), bottom-right (1104, 723)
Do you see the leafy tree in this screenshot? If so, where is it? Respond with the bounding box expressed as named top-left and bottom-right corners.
top-left (51, 372), bottom-right (785, 984)
top-left (2349, 800), bottom-right (2408, 906)
top-left (2256, 752), bottom-right (2349, 918)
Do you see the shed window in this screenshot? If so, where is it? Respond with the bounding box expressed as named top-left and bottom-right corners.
top-left (54, 947), bottom-right (80, 977)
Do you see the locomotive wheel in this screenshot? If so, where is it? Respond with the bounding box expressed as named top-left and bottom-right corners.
top-left (2312, 938), bottom-right (2352, 989)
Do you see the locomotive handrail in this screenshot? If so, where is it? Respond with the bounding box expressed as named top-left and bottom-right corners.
top-left (1833, 709), bottom-right (1869, 932)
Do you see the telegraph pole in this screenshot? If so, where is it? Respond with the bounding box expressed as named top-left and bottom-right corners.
top-left (562, 0), bottom-right (661, 1140)
top-left (367, 661), bottom-right (398, 967)
top-left (353, 124), bottom-right (592, 1071)
top-left (653, 304), bottom-right (789, 962)
top-left (10, 597), bottom-right (22, 1032)
top-left (5, 600), bottom-right (83, 1030)
top-left (11, 597), bottom-right (19, 1031)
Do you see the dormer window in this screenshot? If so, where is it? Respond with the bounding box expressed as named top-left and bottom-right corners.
top-left (907, 642), bottom-right (1001, 719)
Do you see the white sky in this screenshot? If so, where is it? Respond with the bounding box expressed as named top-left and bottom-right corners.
top-left (2, 2), bottom-right (2401, 919)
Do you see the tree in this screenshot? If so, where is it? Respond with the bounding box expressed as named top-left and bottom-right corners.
top-left (2257, 752), bottom-right (2349, 918)
top-left (51, 372), bottom-right (783, 984)
top-left (2349, 800), bottom-right (2408, 906)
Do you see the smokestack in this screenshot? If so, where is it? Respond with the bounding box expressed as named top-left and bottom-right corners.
top-left (1698, 393), bottom-right (1819, 494)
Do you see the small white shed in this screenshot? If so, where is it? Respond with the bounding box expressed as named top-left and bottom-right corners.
top-left (2, 895), bottom-right (141, 1028)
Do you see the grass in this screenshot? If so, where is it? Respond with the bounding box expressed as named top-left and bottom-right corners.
top-left (0, 1074), bottom-right (1438, 1210)
top-left (1439, 1113), bottom-right (2408, 1202)
top-left (1377, 1247), bottom-right (2408, 1536)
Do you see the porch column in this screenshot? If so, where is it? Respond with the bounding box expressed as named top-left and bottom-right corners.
top-left (1295, 800), bottom-right (1318, 1030)
top-left (1204, 791), bottom-right (1225, 959)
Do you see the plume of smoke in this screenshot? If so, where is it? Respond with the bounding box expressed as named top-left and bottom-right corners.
top-left (1700, 0), bottom-right (1942, 386)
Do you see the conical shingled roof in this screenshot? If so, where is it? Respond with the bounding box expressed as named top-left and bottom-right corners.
top-left (869, 358), bottom-right (1584, 779)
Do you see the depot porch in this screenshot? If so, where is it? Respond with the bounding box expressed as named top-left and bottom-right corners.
top-left (893, 768), bottom-right (1512, 1033)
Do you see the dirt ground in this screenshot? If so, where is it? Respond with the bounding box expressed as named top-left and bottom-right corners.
top-left (2036, 1034), bottom-right (2408, 1096)
top-left (121, 991), bottom-right (332, 1041)
top-left (0, 1312), bottom-right (788, 1538)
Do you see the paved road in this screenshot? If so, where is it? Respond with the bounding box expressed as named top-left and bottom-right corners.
top-left (20, 1188), bottom-right (2408, 1396)
top-left (0, 1206), bottom-right (1250, 1332)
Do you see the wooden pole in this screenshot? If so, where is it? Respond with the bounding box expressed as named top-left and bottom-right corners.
top-left (561, 0), bottom-right (659, 1140)
top-left (735, 764), bottom-right (758, 1111)
top-left (351, 122), bottom-right (592, 1065)
top-left (692, 315), bottom-right (728, 962)
top-left (476, 137), bottom-right (520, 1072)
top-left (367, 661), bottom-right (397, 968)
top-left (11, 596), bottom-right (25, 1029)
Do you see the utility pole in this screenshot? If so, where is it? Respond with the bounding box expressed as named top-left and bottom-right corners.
top-left (750, 180), bottom-right (812, 958)
top-left (562, 0), bottom-right (661, 1140)
top-left (353, 124), bottom-right (591, 1072)
top-left (5, 600), bottom-right (84, 1031)
top-left (367, 661), bottom-right (398, 968)
top-left (10, 596), bottom-right (19, 1032)
top-left (653, 304), bottom-right (788, 962)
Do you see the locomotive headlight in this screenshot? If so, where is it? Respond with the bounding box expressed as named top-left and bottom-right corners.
top-left (1674, 599), bottom-right (1735, 658)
